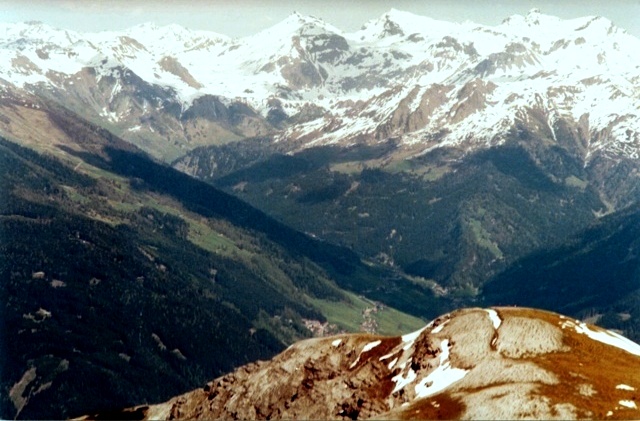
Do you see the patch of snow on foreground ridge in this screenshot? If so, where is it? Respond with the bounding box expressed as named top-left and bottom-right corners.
top-left (619, 400), bottom-right (638, 409)
top-left (400, 324), bottom-right (429, 350)
top-left (561, 319), bottom-right (640, 356)
top-left (485, 308), bottom-right (502, 330)
top-left (414, 339), bottom-right (469, 398)
top-left (431, 320), bottom-right (449, 334)
top-left (361, 340), bottom-right (382, 353)
top-left (350, 339), bottom-right (383, 368)
top-left (392, 366), bottom-right (418, 393)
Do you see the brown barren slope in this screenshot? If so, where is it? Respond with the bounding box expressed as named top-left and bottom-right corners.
top-left (79, 307), bottom-right (640, 420)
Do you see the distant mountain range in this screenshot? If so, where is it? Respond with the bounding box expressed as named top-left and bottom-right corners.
top-left (1, 9), bottom-right (639, 162)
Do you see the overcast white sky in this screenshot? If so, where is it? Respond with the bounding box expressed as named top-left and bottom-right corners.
top-left (1, 0), bottom-right (639, 38)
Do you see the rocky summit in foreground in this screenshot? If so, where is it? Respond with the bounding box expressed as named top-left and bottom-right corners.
top-left (79, 307), bottom-right (640, 420)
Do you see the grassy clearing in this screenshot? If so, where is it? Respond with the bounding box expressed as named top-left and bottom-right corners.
top-left (308, 293), bottom-right (370, 332)
top-left (77, 163), bottom-right (130, 185)
top-left (130, 192), bottom-right (248, 258)
top-left (187, 218), bottom-right (238, 256)
top-left (469, 218), bottom-right (504, 259)
top-left (416, 164), bottom-right (451, 181)
top-left (309, 291), bottom-right (426, 336)
top-left (108, 200), bottom-right (140, 213)
top-left (376, 304), bottom-right (427, 335)
top-left (565, 175), bottom-right (588, 190)
top-left (61, 185), bottom-right (90, 204)
top-left (329, 161), bottom-right (365, 174)
top-left (61, 149), bottom-right (263, 263)
top-left (384, 159), bottom-right (413, 174)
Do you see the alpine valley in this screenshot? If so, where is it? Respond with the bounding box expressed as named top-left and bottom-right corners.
top-left (1, 7), bottom-right (640, 420)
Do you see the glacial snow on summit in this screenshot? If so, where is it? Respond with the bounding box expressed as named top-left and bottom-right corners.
top-left (1, 9), bottom-right (639, 160)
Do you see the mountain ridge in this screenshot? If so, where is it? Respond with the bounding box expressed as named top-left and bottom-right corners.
top-left (78, 307), bottom-right (640, 420)
top-left (0, 9), bottom-right (638, 162)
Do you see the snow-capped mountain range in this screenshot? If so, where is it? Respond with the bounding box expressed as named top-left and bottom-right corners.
top-left (1, 9), bottom-right (639, 161)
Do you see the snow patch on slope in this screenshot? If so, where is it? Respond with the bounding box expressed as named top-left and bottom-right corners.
top-left (562, 319), bottom-right (640, 356)
top-left (414, 339), bottom-right (469, 398)
top-left (486, 309), bottom-right (502, 330)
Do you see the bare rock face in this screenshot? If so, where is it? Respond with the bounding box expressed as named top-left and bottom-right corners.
top-left (79, 307), bottom-right (640, 420)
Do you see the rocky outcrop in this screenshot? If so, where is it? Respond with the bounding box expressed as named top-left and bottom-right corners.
top-left (79, 307), bottom-right (640, 420)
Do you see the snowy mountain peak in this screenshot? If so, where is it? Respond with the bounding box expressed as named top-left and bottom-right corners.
top-left (525, 9), bottom-right (558, 25)
top-left (288, 10), bottom-right (308, 21)
top-left (524, 8), bottom-right (558, 24)
top-left (119, 22), bottom-right (229, 51)
top-left (357, 9), bottom-right (458, 41)
top-left (501, 9), bottom-right (562, 31)
top-left (0, 20), bottom-right (82, 45)
top-left (266, 11), bottom-right (309, 30)
top-left (382, 8), bottom-right (423, 25)
top-left (0, 10), bottom-right (638, 163)
top-left (124, 21), bottom-right (190, 39)
top-left (573, 15), bottom-right (621, 37)
top-left (500, 10), bottom-right (623, 39)
top-left (254, 11), bottom-right (340, 38)
top-left (127, 21), bottom-right (161, 32)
